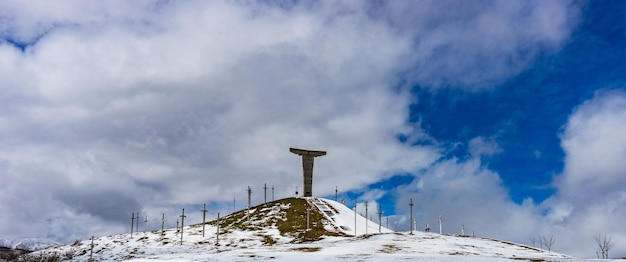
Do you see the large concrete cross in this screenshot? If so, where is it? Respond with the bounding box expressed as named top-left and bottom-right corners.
top-left (290, 148), bottom-right (327, 197)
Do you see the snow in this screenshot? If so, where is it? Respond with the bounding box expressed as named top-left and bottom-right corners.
top-left (33, 197), bottom-right (614, 261)
top-left (0, 237), bottom-right (60, 251)
top-left (314, 198), bottom-right (394, 236)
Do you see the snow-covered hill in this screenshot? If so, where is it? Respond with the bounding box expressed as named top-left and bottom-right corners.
top-left (35, 197), bottom-right (578, 261)
top-left (0, 237), bottom-right (59, 251)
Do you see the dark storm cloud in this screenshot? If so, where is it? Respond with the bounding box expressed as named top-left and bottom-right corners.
top-left (57, 190), bottom-right (141, 223)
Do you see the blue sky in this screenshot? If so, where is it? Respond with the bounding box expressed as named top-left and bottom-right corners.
top-left (409, 1), bottom-right (624, 203)
top-left (1, 0), bottom-right (626, 258)
top-left (342, 0), bottom-right (625, 217)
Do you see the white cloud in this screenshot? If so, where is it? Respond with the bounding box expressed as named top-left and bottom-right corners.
top-left (559, 90), bottom-right (626, 197)
top-left (373, 0), bottom-right (579, 89)
top-left (388, 91), bottom-right (626, 257)
top-left (469, 136), bottom-right (502, 157)
top-left (0, 1), bottom-right (434, 242)
top-left (392, 157), bottom-right (546, 244)
top-left (543, 89), bottom-right (626, 257)
top-left (0, 0), bottom-right (582, 251)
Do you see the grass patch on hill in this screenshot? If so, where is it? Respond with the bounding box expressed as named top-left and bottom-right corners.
top-left (291, 247), bottom-right (321, 252)
top-left (276, 198), bottom-right (344, 242)
top-left (198, 198), bottom-right (346, 242)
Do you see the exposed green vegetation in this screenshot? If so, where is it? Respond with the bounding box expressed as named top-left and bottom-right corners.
top-left (196, 198), bottom-right (347, 243)
top-left (378, 244), bottom-right (402, 254)
top-left (274, 198), bottom-right (345, 242)
top-left (291, 247), bottom-right (321, 252)
top-left (260, 235), bottom-right (276, 245)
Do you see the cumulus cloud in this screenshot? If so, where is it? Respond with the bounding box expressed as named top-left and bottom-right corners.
top-left (385, 91), bottom-right (626, 257)
top-left (390, 157), bottom-right (546, 243)
top-left (558, 90), bottom-right (626, 198)
top-left (371, 0), bottom-right (580, 89)
top-left (0, 0), bottom-right (582, 249)
top-left (543, 89), bottom-right (626, 257)
top-left (0, 0), bottom-right (433, 241)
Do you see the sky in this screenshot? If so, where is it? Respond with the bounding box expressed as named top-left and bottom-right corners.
top-left (0, 0), bottom-right (625, 258)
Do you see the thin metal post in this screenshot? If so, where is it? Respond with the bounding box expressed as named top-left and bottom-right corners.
top-left (216, 212), bottom-right (220, 245)
top-left (247, 186), bottom-right (252, 224)
top-left (202, 203), bottom-right (208, 237)
top-left (180, 209), bottom-right (186, 245)
top-left (264, 183), bottom-right (267, 204)
top-left (335, 186), bottom-right (338, 201)
top-left (161, 213), bottom-right (166, 236)
top-left (247, 186), bottom-right (252, 208)
top-left (353, 200), bottom-right (357, 237)
top-left (365, 201), bottom-right (368, 235)
top-left (438, 214), bottom-right (443, 235)
top-left (272, 186), bottom-right (275, 201)
top-left (130, 212), bottom-right (135, 238)
top-left (89, 236), bottom-right (94, 262)
top-left (144, 215), bottom-right (148, 233)
top-left (306, 206), bottom-right (310, 230)
top-left (409, 198), bottom-right (414, 234)
top-left (136, 211), bottom-right (139, 234)
top-left (377, 206), bottom-right (383, 233)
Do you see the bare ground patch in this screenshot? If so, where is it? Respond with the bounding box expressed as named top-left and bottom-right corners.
top-left (291, 247), bottom-right (321, 252)
top-left (378, 244), bottom-right (402, 254)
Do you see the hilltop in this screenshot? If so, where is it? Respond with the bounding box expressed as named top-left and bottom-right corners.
top-left (33, 197), bottom-right (574, 261)
top-left (0, 237), bottom-right (59, 253)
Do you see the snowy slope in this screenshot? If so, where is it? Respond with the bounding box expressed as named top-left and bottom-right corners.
top-left (312, 198), bottom-right (394, 236)
top-left (34, 197), bottom-right (586, 261)
top-left (0, 237), bottom-right (59, 251)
